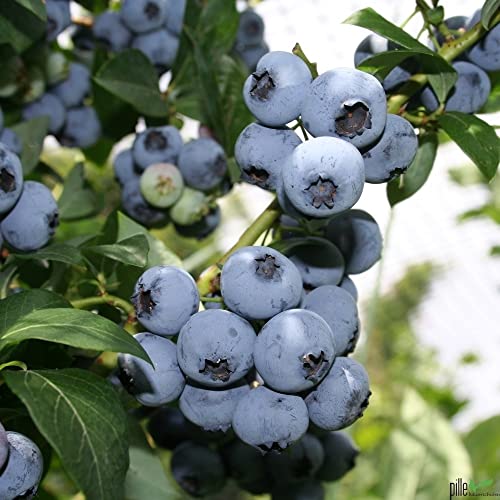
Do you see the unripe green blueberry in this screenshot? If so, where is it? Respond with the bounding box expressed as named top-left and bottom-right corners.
top-left (140, 163), bottom-right (184, 208)
top-left (170, 187), bottom-right (210, 226)
top-left (45, 52), bottom-right (70, 86)
top-left (22, 67), bottom-right (46, 104)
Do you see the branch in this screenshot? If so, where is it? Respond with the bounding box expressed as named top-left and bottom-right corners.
top-left (71, 294), bottom-right (135, 318)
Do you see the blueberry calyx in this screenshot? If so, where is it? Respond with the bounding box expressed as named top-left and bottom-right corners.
top-left (131, 285), bottom-right (156, 317)
top-left (0, 168), bottom-right (16, 193)
top-left (250, 71), bottom-right (276, 100)
top-left (144, 2), bottom-right (160, 20)
top-left (335, 102), bottom-right (372, 137)
top-left (305, 177), bottom-right (337, 209)
top-left (257, 442), bottom-right (286, 453)
top-left (302, 350), bottom-right (329, 381)
top-left (144, 130), bottom-right (167, 151)
top-left (244, 165), bottom-right (270, 185)
top-left (255, 254), bottom-right (280, 279)
top-left (199, 358), bottom-right (232, 382)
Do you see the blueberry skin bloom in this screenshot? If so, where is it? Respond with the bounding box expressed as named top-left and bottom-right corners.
top-left (302, 67), bottom-right (387, 149)
top-left (220, 246), bottom-right (303, 320)
top-left (132, 29), bottom-right (180, 70)
top-left (316, 432), bottom-right (359, 481)
top-left (283, 137), bottom-right (365, 218)
top-left (133, 126), bottom-right (183, 171)
top-left (339, 275), bottom-right (358, 301)
top-left (0, 432), bottom-right (43, 500)
top-left (178, 138), bottom-right (227, 191)
top-left (59, 106), bottom-right (102, 149)
top-left (93, 11), bottom-right (132, 52)
top-left (232, 386), bottom-right (309, 453)
top-left (118, 332), bottom-right (185, 406)
top-left (132, 265), bottom-right (199, 336)
top-left (46, 0), bottom-right (71, 41)
top-left (363, 114), bottom-right (418, 184)
top-left (0, 422), bottom-right (8, 470)
top-left (121, 0), bottom-right (167, 34)
top-left (235, 123), bottom-right (302, 191)
top-left (179, 381), bottom-right (250, 432)
top-left (243, 51), bottom-right (312, 127)
top-left (302, 285), bottom-right (360, 356)
top-left (305, 357), bottom-right (371, 431)
top-left (467, 10), bottom-right (500, 71)
top-left (177, 309), bottom-right (256, 387)
top-left (51, 63), bottom-right (91, 108)
top-left (0, 128), bottom-right (22, 156)
top-left (23, 93), bottom-right (66, 134)
top-left (421, 61), bottom-right (491, 114)
top-left (113, 149), bottom-right (138, 186)
top-left (236, 9), bottom-right (265, 47)
top-left (254, 309), bottom-right (336, 393)
top-left (0, 144), bottom-right (23, 215)
top-left (164, 0), bottom-right (186, 36)
top-left (1, 181), bottom-right (59, 252)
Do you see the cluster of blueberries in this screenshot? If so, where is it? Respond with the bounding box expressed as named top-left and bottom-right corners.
top-left (0, 422), bottom-right (44, 499)
top-left (233, 9), bottom-right (270, 71)
top-left (113, 126), bottom-right (227, 238)
top-left (0, 119), bottom-right (59, 253)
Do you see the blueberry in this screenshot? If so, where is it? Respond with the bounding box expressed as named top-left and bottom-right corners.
top-left (302, 285), bottom-right (360, 356)
top-left (46, 0), bottom-right (71, 41)
top-left (177, 309), bottom-right (256, 387)
top-left (1, 181), bottom-right (58, 252)
top-left (306, 357), bottom-right (371, 431)
top-left (93, 11), bottom-right (132, 52)
top-left (174, 204), bottom-right (221, 240)
top-left (178, 138), bottom-right (227, 191)
top-left (276, 179), bottom-right (305, 219)
top-left (171, 442), bottom-right (226, 497)
top-left (71, 25), bottom-right (96, 52)
top-left (236, 9), bottom-right (265, 47)
top-left (324, 209), bottom-right (382, 274)
top-left (0, 432), bottom-right (43, 500)
top-left (283, 137), bottom-right (365, 218)
top-left (434, 16), bottom-right (468, 46)
top-left (0, 129), bottom-right (22, 156)
top-left (0, 144), bottom-right (23, 215)
top-left (236, 41), bottom-right (270, 72)
top-left (302, 68), bottom-right (387, 149)
top-left (132, 265), bottom-right (199, 336)
top-left (22, 93), bottom-right (66, 134)
top-left (179, 380), bottom-right (250, 432)
top-left (121, 0), bottom-right (167, 34)
top-left (132, 28), bottom-right (180, 70)
top-left (45, 52), bottom-right (70, 86)
top-left (243, 51), bottom-right (312, 127)
top-left (164, 0), bottom-right (186, 36)
top-left (139, 162), bottom-right (184, 208)
top-left (0, 422), bottom-right (8, 471)
top-left (316, 431), bottom-right (359, 481)
top-left (118, 332), bottom-right (185, 406)
top-left (362, 114), bottom-right (418, 184)
top-left (0, 107), bottom-right (3, 134)
top-left (254, 309), bottom-right (335, 393)
top-left (467, 10), bottom-right (500, 71)
top-left (132, 126), bottom-right (183, 171)
top-left (220, 246), bottom-right (303, 320)
top-left (113, 149), bottom-right (139, 186)
top-left (271, 478), bottom-right (325, 500)
top-left (235, 123), bottom-right (301, 191)
top-left (50, 62), bottom-right (91, 108)
top-left (59, 106), bottom-right (101, 149)
top-left (339, 275), bottom-right (358, 301)
top-left (169, 187), bottom-right (210, 226)
top-left (421, 61), bottom-right (491, 114)
top-left (120, 180), bottom-right (169, 228)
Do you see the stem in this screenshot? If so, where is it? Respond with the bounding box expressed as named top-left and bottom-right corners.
top-left (71, 294), bottom-right (135, 317)
top-left (197, 198), bottom-right (281, 296)
top-left (200, 296), bottom-right (224, 303)
top-left (400, 8), bottom-right (418, 29)
top-left (72, 16), bottom-right (93, 28)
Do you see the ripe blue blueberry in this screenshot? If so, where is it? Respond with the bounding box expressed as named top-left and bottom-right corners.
top-left (220, 246), bottom-right (303, 320)
top-left (140, 163), bottom-right (184, 208)
top-left (164, 0), bottom-right (186, 36)
top-left (0, 128), bottom-right (22, 156)
top-left (236, 9), bottom-right (265, 47)
top-left (72, 25), bottom-right (95, 52)
top-left (0, 144), bottom-right (23, 215)
top-left (363, 114), bottom-right (418, 184)
top-left (339, 275), bottom-right (358, 301)
top-left (305, 357), bottom-right (371, 431)
top-left (283, 137), bottom-right (365, 218)
top-left (272, 478), bottom-right (325, 500)
top-left (232, 386), bottom-right (309, 453)
top-left (132, 29), bottom-right (180, 70)
top-left (276, 179), bottom-right (305, 219)
top-left (302, 285), bottom-right (360, 356)
top-left (133, 126), bottom-right (183, 171)
top-left (421, 61), bottom-right (491, 114)
top-left (23, 93), bottom-right (66, 135)
top-left (467, 10), bottom-right (500, 71)
top-left (118, 332), bottom-right (185, 406)
top-left (325, 209), bottom-right (382, 274)
top-left (51, 63), bottom-right (91, 108)
top-left (93, 11), bottom-right (132, 52)
top-left (235, 123), bottom-right (301, 191)
top-left (121, 0), bottom-right (167, 34)
top-left (0, 422), bottom-right (8, 471)
top-left (179, 380), bottom-right (250, 432)
top-left (1, 181), bottom-right (59, 252)
top-left (177, 309), bottom-right (256, 387)
top-left (236, 42), bottom-right (270, 72)
top-left (243, 51), bottom-right (312, 127)
top-left (316, 431), bottom-right (359, 481)
top-left (46, 0), bottom-right (71, 41)
top-left (302, 67), bottom-right (387, 149)
top-left (113, 149), bottom-right (138, 186)
top-left (174, 204), bottom-right (221, 240)
top-left (0, 432), bottom-right (43, 500)
top-left (254, 309), bottom-right (336, 393)
top-left (171, 442), bottom-right (226, 497)
top-left (132, 265), bottom-right (199, 336)
top-left (59, 106), bottom-right (101, 149)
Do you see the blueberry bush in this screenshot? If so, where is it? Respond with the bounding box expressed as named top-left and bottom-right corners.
top-left (0, 0), bottom-right (498, 499)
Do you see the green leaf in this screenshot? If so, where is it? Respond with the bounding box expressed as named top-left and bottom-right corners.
top-left (94, 50), bottom-right (167, 118)
top-left (438, 112), bottom-right (500, 181)
top-left (490, 245), bottom-right (500, 255)
top-left (481, 0), bottom-right (500, 29)
top-left (0, 0), bottom-right (46, 53)
top-left (4, 368), bottom-right (129, 500)
top-left (387, 131), bottom-right (438, 206)
top-left (292, 43), bottom-right (319, 78)
top-left (11, 116), bottom-right (49, 174)
top-left (58, 164), bottom-right (99, 221)
top-left (0, 308), bottom-right (150, 362)
top-left (85, 234), bottom-right (149, 268)
top-left (14, 243), bottom-right (84, 266)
